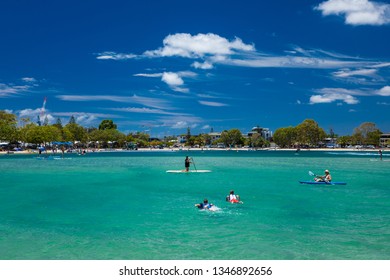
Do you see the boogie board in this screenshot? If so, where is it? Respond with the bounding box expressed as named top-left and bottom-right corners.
top-left (299, 181), bottom-right (347, 185)
top-left (166, 170), bottom-right (211, 173)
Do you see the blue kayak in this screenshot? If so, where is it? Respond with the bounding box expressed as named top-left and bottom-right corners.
top-left (299, 181), bottom-right (347, 185)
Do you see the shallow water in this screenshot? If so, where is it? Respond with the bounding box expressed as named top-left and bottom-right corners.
top-left (0, 150), bottom-right (389, 259)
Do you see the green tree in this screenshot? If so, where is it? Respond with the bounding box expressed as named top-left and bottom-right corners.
top-left (0, 111), bottom-right (18, 143)
top-left (99, 119), bottom-right (117, 130)
top-left (220, 129), bottom-right (244, 147)
top-left (186, 127), bottom-right (191, 142)
top-left (68, 115), bottom-right (77, 124)
top-left (247, 132), bottom-right (268, 148)
top-left (53, 117), bottom-right (63, 130)
top-left (64, 123), bottom-right (88, 143)
top-left (21, 124), bottom-right (60, 146)
top-left (336, 135), bottom-right (352, 148)
top-left (273, 126), bottom-right (297, 148)
top-left (353, 122), bottom-right (381, 146)
top-left (296, 119), bottom-right (326, 147)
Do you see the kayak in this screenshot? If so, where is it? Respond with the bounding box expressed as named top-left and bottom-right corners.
top-left (299, 181), bottom-right (347, 185)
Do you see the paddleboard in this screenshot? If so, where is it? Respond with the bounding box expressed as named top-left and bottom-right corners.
top-left (299, 181), bottom-right (347, 185)
top-left (166, 170), bottom-right (211, 173)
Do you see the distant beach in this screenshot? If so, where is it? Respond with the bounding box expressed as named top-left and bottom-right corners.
top-left (1, 146), bottom-right (388, 155)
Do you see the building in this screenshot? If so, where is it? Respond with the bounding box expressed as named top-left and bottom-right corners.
top-left (380, 133), bottom-right (390, 147)
top-left (247, 126), bottom-right (273, 141)
top-left (208, 132), bottom-right (221, 142)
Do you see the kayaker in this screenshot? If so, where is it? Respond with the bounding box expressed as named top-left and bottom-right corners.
top-left (315, 170), bottom-right (332, 182)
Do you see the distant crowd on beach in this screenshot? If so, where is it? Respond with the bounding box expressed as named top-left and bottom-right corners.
top-left (1, 146), bottom-right (388, 155)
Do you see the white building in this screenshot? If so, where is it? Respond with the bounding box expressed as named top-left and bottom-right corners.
top-left (247, 126), bottom-right (273, 140)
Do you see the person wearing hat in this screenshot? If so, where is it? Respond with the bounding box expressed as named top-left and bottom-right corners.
top-left (315, 170), bottom-right (332, 182)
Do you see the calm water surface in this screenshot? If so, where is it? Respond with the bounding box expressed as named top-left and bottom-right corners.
top-left (0, 150), bottom-right (389, 259)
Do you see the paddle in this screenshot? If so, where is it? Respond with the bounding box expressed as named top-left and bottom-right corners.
top-left (191, 157), bottom-right (198, 172)
top-left (309, 170), bottom-right (329, 183)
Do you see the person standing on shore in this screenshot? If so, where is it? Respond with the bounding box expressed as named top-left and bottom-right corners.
top-left (184, 156), bottom-right (192, 172)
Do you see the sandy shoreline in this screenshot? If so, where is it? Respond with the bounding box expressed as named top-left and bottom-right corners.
top-left (1, 147), bottom-right (388, 155)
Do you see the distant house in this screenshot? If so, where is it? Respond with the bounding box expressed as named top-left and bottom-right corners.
top-left (380, 133), bottom-right (390, 147)
top-left (177, 135), bottom-right (187, 144)
top-left (208, 132), bottom-right (221, 142)
top-left (247, 126), bottom-right (273, 140)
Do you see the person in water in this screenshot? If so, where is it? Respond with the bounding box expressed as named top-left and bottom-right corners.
top-left (184, 156), bottom-right (192, 172)
top-left (379, 149), bottom-right (383, 160)
top-left (226, 190), bottom-right (239, 203)
top-left (195, 199), bottom-right (213, 210)
top-left (315, 170), bottom-right (332, 182)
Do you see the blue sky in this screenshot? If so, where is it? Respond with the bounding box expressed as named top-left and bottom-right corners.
top-left (1, 0), bottom-right (389, 137)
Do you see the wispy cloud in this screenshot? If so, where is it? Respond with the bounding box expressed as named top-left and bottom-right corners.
top-left (198, 100), bottom-right (229, 107)
top-left (56, 94), bottom-right (172, 110)
top-left (21, 77), bottom-right (37, 83)
top-left (377, 101), bottom-right (390, 105)
top-left (157, 115), bottom-right (203, 129)
top-left (97, 33), bottom-right (388, 71)
top-left (96, 51), bottom-right (137, 60)
top-left (331, 67), bottom-right (384, 85)
top-left (109, 107), bottom-right (186, 116)
top-left (333, 68), bottom-right (378, 78)
top-left (0, 83), bottom-right (32, 97)
top-left (315, 0), bottom-right (390, 26)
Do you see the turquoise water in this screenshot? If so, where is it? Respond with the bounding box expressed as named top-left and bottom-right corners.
top-left (0, 150), bottom-right (389, 260)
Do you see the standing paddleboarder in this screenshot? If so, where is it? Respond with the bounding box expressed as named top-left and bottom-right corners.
top-left (184, 156), bottom-right (192, 172)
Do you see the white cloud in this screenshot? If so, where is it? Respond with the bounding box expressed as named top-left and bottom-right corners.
top-left (96, 51), bottom-right (137, 60)
top-left (198, 100), bottom-right (229, 107)
top-left (162, 72), bottom-right (184, 86)
top-left (135, 71), bottom-right (195, 93)
top-left (143, 33), bottom-right (255, 59)
top-left (192, 61), bottom-right (214, 69)
top-left (315, 0), bottom-right (390, 26)
top-left (310, 88), bottom-right (363, 104)
top-left (134, 73), bottom-right (163, 78)
top-left (377, 85), bottom-right (390, 96)
top-left (0, 83), bottom-right (31, 97)
top-left (310, 93), bottom-right (360, 104)
top-left (21, 77), bottom-right (37, 83)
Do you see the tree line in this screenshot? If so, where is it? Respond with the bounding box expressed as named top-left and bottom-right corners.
top-left (273, 119), bottom-right (383, 148)
top-left (0, 110), bottom-right (386, 150)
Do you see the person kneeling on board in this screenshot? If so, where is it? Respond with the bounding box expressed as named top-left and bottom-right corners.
top-left (226, 190), bottom-right (240, 203)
